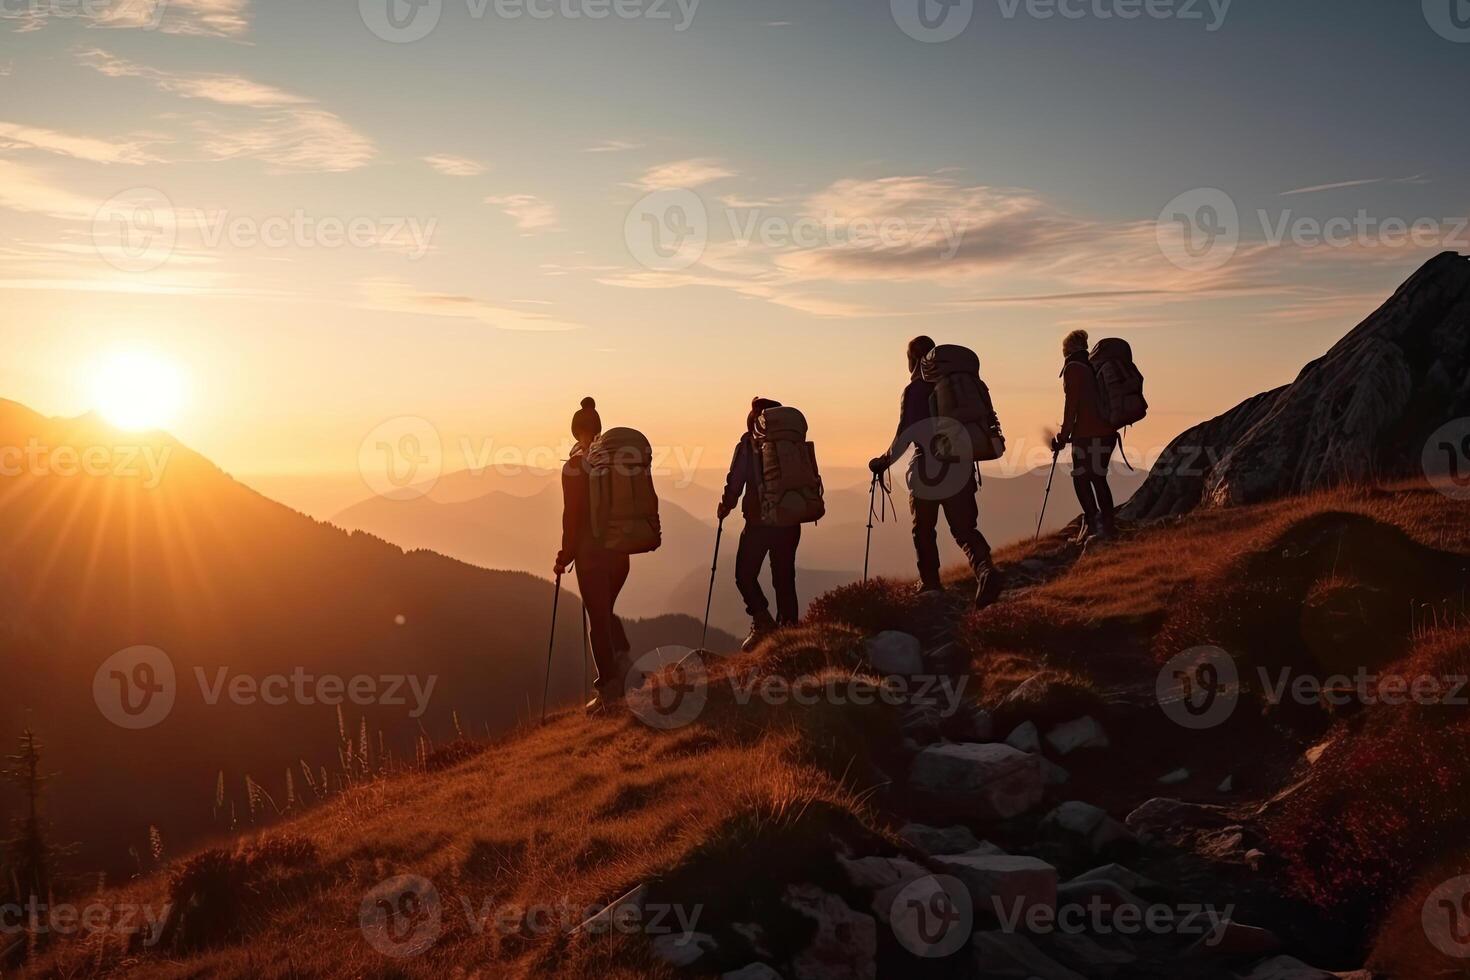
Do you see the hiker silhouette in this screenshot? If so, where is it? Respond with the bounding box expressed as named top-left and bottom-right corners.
top-left (869, 336), bottom-right (1004, 609)
top-left (1053, 330), bottom-right (1119, 544)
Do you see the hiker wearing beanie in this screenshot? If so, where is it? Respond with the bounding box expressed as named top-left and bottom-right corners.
top-left (1052, 330), bottom-right (1118, 543)
top-left (719, 397), bottom-right (802, 651)
top-left (554, 397), bottom-right (631, 706)
top-left (869, 336), bottom-right (1004, 608)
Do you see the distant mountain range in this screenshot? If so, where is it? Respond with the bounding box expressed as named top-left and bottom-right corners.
top-left (0, 399), bottom-right (732, 874)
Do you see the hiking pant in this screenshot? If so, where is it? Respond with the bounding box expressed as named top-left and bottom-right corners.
top-left (574, 541), bottom-right (630, 689)
top-left (735, 523), bottom-right (801, 625)
top-left (1072, 435), bottom-right (1117, 528)
top-left (911, 476), bottom-right (992, 588)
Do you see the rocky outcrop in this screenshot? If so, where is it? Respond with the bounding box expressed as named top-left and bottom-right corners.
top-left (1123, 251), bottom-right (1470, 520)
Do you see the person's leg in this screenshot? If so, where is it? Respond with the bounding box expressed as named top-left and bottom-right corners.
top-left (910, 493), bottom-right (942, 590)
top-left (1091, 437), bottom-right (1117, 534)
top-left (607, 551), bottom-right (631, 654)
top-left (734, 524), bottom-right (774, 624)
top-left (771, 525), bottom-right (801, 626)
top-left (574, 550), bottom-right (619, 690)
top-left (1071, 441), bottom-right (1100, 541)
top-left (943, 477), bottom-right (1003, 608)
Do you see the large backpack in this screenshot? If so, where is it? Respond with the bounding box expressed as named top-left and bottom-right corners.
top-left (1088, 338), bottom-right (1147, 430)
top-left (587, 427), bottom-right (661, 554)
top-left (920, 345), bottom-right (1006, 463)
top-left (754, 406), bottom-right (825, 527)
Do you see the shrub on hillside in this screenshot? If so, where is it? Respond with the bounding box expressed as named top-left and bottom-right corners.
top-left (805, 578), bottom-right (920, 635)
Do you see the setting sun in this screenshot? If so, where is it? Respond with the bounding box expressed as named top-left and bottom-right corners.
top-left (89, 350), bottom-right (188, 432)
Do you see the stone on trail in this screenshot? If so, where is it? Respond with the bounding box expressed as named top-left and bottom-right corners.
top-left (1185, 919), bottom-right (1282, 957)
top-left (837, 854), bottom-right (928, 892)
top-left (897, 822), bottom-right (981, 855)
top-left (972, 931), bottom-right (1085, 980)
top-left (1040, 801), bottom-right (1137, 855)
top-left (1069, 863), bottom-right (1159, 894)
top-left (1056, 878), bottom-right (1145, 918)
top-left (782, 884), bottom-right (877, 980)
top-left (932, 853), bottom-right (1057, 919)
top-left (862, 631), bottom-right (924, 675)
top-left (908, 743), bottom-right (1044, 819)
top-left (722, 965), bottom-right (783, 980)
top-left (1218, 774), bottom-right (1234, 792)
top-left (1039, 931), bottom-right (1138, 978)
top-left (1045, 715), bottom-right (1110, 754)
top-left (1040, 758), bottom-right (1071, 786)
top-left (1239, 955), bottom-right (1338, 980)
top-left (653, 931), bottom-right (717, 967)
top-left (1004, 721), bottom-right (1041, 753)
top-left (1158, 767), bottom-right (1189, 785)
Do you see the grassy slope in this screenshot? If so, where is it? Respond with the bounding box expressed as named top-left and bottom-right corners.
top-left (22, 481), bottom-right (1470, 978)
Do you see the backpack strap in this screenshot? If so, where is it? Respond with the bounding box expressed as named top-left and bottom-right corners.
top-left (1115, 430), bottom-right (1134, 471)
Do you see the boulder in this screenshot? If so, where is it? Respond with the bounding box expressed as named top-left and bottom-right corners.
top-left (1069, 863), bottom-right (1159, 894)
top-left (837, 855), bottom-right (928, 892)
top-left (1056, 878), bottom-right (1145, 918)
top-left (1122, 251), bottom-right (1470, 520)
top-left (1040, 801), bottom-right (1136, 856)
top-left (932, 853), bottom-right (1056, 920)
top-left (782, 885), bottom-right (877, 980)
top-left (1239, 955), bottom-right (1338, 980)
top-left (862, 631), bottom-right (924, 675)
top-left (943, 705), bottom-right (995, 741)
top-left (1040, 758), bottom-right (1071, 786)
top-left (1045, 716), bottom-right (1109, 755)
top-left (908, 743), bottom-right (1044, 819)
top-left (653, 931), bottom-right (717, 967)
top-left (723, 966), bottom-right (783, 980)
top-left (1005, 721), bottom-right (1041, 753)
top-left (1186, 919), bottom-right (1282, 957)
top-left (897, 823), bottom-right (981, 855)
top-left (972, 931), bottom-right (1085, 980)
top-left (1039, 931), bottom-right (1138, 978)
top-left (1158, 768), bottom-right (1190, 785)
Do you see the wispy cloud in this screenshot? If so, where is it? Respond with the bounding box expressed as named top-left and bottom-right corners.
top-left (1279, 174), bottom-right (1432, 196)
top-left (5, 0), bottom-right (250, 36)
top-left (75, 48), bottom-right (373, 172)
top-left (584, 139), bottom-right (642, 153)
top-left (635, 158), bottom-right (734, 191)
top-left (358, 279), bottom-right (582, 331)
top-left (423, 154), bottom-right (487, 177)
top-left (484, 193), bottom-right (558, 233)
top-left (0, 160), bottom-right (100, 218)
top-left (0, 120), bottom-right (159, 164)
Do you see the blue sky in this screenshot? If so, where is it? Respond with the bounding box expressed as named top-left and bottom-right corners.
top-left (1, 0), bottom-right (1467, 507)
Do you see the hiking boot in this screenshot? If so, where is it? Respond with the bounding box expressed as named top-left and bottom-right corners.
top-left (973, 562), bottom-right (1004, 610)
top-left (914, 580), bottom-right (945, 597)
top-left (741, 613), bottom-right (777, 652)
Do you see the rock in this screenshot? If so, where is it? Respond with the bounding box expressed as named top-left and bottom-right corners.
top-left (1121, 252), bottom-right (1470, 519)
top-left (963, 841), bottom-right (1006, 857)
top-left (943, 706), bottom-right (995, 741)
top-left (1045, 716), bottom-right (1109, 754)
top-left (653, 931), bottom-right (717, 967)
top-left (1039, 932), bottom-right (1138, 978)
top-left (782, 885), bottom-right (877, 980)
top-left (897, 823), bottom-right (980, 855)
top-left (723, 966), bottom-right (783, 980)
top-left (1218, 774), bottom-right (1234, 792)
top-left (900, 702), bottom-right (944, 744)
top-left (1040, 801), bottom-right (1136, 855)
top-left (932, 853), bottom-right (1056, 919)
top-left (1040, 759), bottom-right (1070, 786)
top-left (1125, 798), bottom-right (1259, 862)
top-left (1159, 767), bottom-right (1190, 785)
top-left (1056, 878), bottom-right (1145, 918)
top-left (1005, 721), bottom-right (1041, 753)
top-left (731, 922), bottom-right (773, 958)
top-left (1186, 919), bottom-right (1282, 957)
top-left (1239, 955), bottom-right (1338, 980)
top-left (1069, 863), bottom-right (1159, 894)
top-left (908, 743), bottom-right (1044, 819)
top-left (972, 931), bottom-right (1084, 980)
top-left (863, 631), bottom-right (923, 675)
top-left (837, 855), bottom-right (928, 891)
top-left (1125, 797), bottom-right (1233, 836)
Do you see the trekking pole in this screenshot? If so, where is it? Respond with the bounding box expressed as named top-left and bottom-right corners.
top-left (1034, 449), bottom-right (1060, 542)
top-left (541, 571), bottom-right (563, 725)
top-left (700, 517), bottom-right (725, 651)
top-left (581, 599), bottom-right (589, 702)
top-left (864, 473), bottom-right (878, 583)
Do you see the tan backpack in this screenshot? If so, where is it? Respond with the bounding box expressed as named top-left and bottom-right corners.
top-left (755, 407), bottom-right (825, 527)
top-left (588, 427), bottom-right (661, 554)
top-left (921, 345), bottom-right (1006, 462)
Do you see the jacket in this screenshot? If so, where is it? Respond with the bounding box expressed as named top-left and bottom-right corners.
top-left (558, 444), bottom-right (591, 563)
top-left (719, 433), bottom-right (762, 522)
top-left (1060, 351), bottom-right (1114, 442)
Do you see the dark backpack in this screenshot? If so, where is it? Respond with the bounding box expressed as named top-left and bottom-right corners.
top-left (920, 344), bottom-right (1006, 462)
top-left (1089, 338), bottom-right (1147, 430)
top-left (755, 406), bottom-right (825, 526)
top-left (588, 427), bottom-right (661, 554)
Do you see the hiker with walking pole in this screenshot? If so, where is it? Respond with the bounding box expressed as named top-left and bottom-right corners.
top-left (719, 397), bottom-right (824, 652)
top-left (699, 517), bottom-right (723, 651)
top-left (1051, 330), bottom-right (1148, 545)
top-left (555, 396), bottom-right (661, 714)
top-left (869, 336), bottom-right (1005, 609)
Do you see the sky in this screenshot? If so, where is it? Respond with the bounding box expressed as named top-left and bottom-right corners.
top-left (2, 0), bottom-right (1468, 515)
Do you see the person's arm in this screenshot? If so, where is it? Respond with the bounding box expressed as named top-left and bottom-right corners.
top-left (873, 386), bottom-right (916, 472)
top-left (717, 439), bottom-right (747, 519)
top-left (1057, 364), bottom-right (1081, 446)
top-left (556, 459), bottom-right (587, 571)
